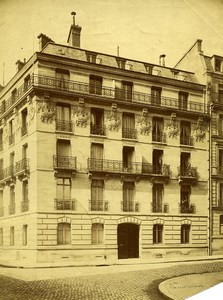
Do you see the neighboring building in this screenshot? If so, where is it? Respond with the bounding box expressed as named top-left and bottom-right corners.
top-left (175, 39), bottom-right (223, 255)
top-left (0, 15), bottom-right (209, 266)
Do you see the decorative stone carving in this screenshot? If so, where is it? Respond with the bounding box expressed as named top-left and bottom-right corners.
top-left (38, 94), bottom-right (55, 123)
top-left (137, 108), bottom-right (151, 135)
top-left (73, 98), bottom-right (89, 127)
top-left (105, 103), bottom-right (121, 131)
top-left (166, 113), bottom-right (179, 138)
top-left (194, 117), bottom-right (206, 142)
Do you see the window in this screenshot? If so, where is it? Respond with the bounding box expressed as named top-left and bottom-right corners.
top-left (0, 228), bottom-right (3, 246)
top-left (0, 159), bottom-right (3, 182)
top-left (181, 224), bottom-right (190, 243)
top-left (122, 113), bottom-right (136, 139)
top-left (55, 69), bottom-right (70, 90)
top-left (90, 108), bottom-right (105, 135)
top-left (152, 117), bottom-right (164, 142)
top-left (91, 180), bottom-right (104, 211)
top-left (153, 150), bottom-right (163, 174)
top-left (10, 226), bottom-right (14, 246)
top-left (86, 52), bottom-right (97, 63)
top-left (152, 184), bottom-right (163, 212)
top-left (56, 140), bottom-right (72, 169)
top-left (219, 149), bottom-right (223, 175)
top-left (153, 224), bottom-right (163, 244)
top-left (57, 223), bottom-right (71, 245)
top-left (24, 75), bottom-right (31, 91)
top-left (215, 58), bottom-right (222, 72)
top-left (22, 225), bottom-right (28, 246)
top-left (0, 129), bottom-right (3, 151)
top-left (180, 121), bottom-right (192, 146)
top-left (9, 186), bottom-right (15, 215)
top-left (219, 115), bottom-right (223, 135)
top-left (1, 100), bottom-right (5, 113)
top-left (123, 146), bottom-right (134, 172)
top-left (180, 186), bottom-right (191, 213)
top-left (91, 223), bottom-right (104, 244)
top-left (151, 87), bottom-right (161, 105)
top-left (122, 81), bottom-right (133, 101)
top-left (11, 88), bottom-right (17, 103)
top-left (220, 215), bottom-right (223, 234)
top-left (123, 182), bottom-right (135, 212)
top-left (8, 119), bottom-right (14, 145)
top-left (220, 184), bottom-right (223, 207)
top-left (57, 178), bottom-right (71, 201)
top-left (218, 87), bottom-right (223, 103)
top-left (179, 92), bottom-right (188, 110)
top-left (116, 58), bottom-right (126, 69)
top-left (21, 108), bottom-right (28, 136)
top-left (22, 180), bottom-right (28, 202)
top-left (90, 143), bottom-right (104, 170)
top-left (89, 75), bottom-right (102, 95)
top-left (180, 152), bottom-right (191, 176)
top-left (56, 104), bottom-right (71, 131)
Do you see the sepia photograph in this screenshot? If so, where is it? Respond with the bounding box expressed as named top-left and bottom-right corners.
top-left (0, 0), bottom-right (223, 299)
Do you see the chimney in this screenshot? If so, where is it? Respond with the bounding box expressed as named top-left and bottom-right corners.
top-left (37, 33), bottom-right (54, 51)
top-left (16, 59), bottom-right (25, 72)
top-left (197, 39), bottom-right (203, 53)
top-left (67, 12), bottom-right (82, 48)
top-left (159, 54), bottom-right (166, 66)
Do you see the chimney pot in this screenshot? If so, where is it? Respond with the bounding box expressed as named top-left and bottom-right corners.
top-left (67, 12), bottom-right (82, 48)
top-left (16, 59), bottom-right (25, 72)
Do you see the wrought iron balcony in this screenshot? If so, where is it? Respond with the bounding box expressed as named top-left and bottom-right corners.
top-left (90, 124), bottom-right (106, 136)
top-left (178, 166), bottom-right (198, 179)
top-left (53, 155), bottom-right (77, 171)
top-left (56, 119), bottom-right (73, 132)
top-left (3, 165), bottom-right (15, 182)
top-left (16, 158), bottom-right (29, 178)
top-left (9, 203), bottom-right (15, 215)
top-left (89, 84), bottom-right (102, 95)
top-left (152, 164), bottom-right (170, 176)
top-left (89, 200), bottom-right (108, 211)
top-left (21, 124), bottom-right (28, 136)
top-left (180, 136), bottom-right (193, 146)
top-left (9, 133), bottom-right (15, 145)
top-left (21, 200), bottom-right (29, 212)
top-left (0, 75), bottom-right (208, 117)
top-left (121, 201), bottom-right (140, 212)
top-left (55, 198), bottom-right (76, 210)
top-left (152, 202), bottom-right (169, 213)
top-left (122, 128), bottom-right (137, 139)
top-left (152, 133), bottom-right (166, 143)
top-left (0, 207), bottom-right (4, 217)
top-left (180, 203), bottom-right (195, 213)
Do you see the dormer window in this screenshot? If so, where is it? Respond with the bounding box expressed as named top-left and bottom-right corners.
top-left (215, 58), bottom-right (222, 72)
top-left (144, 64), bottom-right (153, 75)
top-left (86, 51), bottom-right (97, 63)
top-left (116, 58), bottom-right (126, 69)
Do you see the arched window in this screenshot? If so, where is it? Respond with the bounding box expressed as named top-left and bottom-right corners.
top-left (181, 224), bottom-right (190, 244)
top-left (91, 223), bottom-right (104, 245)
top-left (57, 223), bottom-right (71, 245)
top-left (153, 224), bottom-right (163, 244)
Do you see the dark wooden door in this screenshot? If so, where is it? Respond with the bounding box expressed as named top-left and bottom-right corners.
top-left (118, 223), bottom-right (139, 259)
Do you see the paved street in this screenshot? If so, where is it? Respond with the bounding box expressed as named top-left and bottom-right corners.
top-left (0, 260), bottom-right (223, 300)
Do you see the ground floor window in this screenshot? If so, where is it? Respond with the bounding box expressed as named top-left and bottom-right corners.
top-left (91, 223), bottom-right (104, 244)
top-left (10, 226), bottom-right (14, 246)
top-left (220, 215), bottom-right (223, 234)
top-left (57, 223), bottom-right (71, 245)
top-left (153, 224), bottom-right (163, 244)
top-left (22, 225), bottom-right (28, 246)
top-left (181, 224), bottom-right (190, 244)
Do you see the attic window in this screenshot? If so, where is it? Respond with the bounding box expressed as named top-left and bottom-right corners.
top-left (86, 51), bottom-right (97, 63)
top-left (116, 58), bottom-right (126, 69)
top-left (215, 58), bottom-right (222, 72)
top-left (144, 64), bottom-right (154, 75)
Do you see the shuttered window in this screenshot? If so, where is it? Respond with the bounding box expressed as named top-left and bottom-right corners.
top-left (57, 223), bottom-right (71, 245)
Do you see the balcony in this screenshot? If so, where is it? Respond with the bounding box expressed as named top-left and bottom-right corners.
top-left (152, 133), bottom-right (166, 143)
top-left (152, 203), bottom-right (169, 213)
top-left (89, 200), bottom-right (108, 211)
top-left (0, 75), bottom-right (208, 118)
top-left (2, 166), bottom-right (15, 184)
top-left (180, 204), bottom-right (195, 214)
top-left (56, 119), bottom-right (73, 132)
top-left (115, 89), bottom-right (132, 101)
top-left (21, 200), bottom-right (29, 212)
top-left (21, 124), bottom-right (28, 137)
top-left (16, 158), bottom-right (29, 180)
top-left (90, 124), bottom-right (106, 136)
top-left (9, 133), bottom-right (15, 145)
top-left (53, 155), bottom-right (77, 172)
top-left (121, 201), bottom-right (140, 212)
top-left (180, 136), bottom-right (193, 146)
top-left (9, 203), bottom-right (15, 215)
top-left (178, 166), bottom-right (198, 184)
top-left (122, 128), bottom-right (137, 139)
top-left (55, 198), bottom-right (76, 210)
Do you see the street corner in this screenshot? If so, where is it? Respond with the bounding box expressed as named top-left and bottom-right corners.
top-left (158, 272), bottom-right (223, 300)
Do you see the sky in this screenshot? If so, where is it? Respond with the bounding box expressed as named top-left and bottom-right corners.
top-left (1, 0), bottom-right (223, 85)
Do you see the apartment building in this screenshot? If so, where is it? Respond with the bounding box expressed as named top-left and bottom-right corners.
top-left (0, 15), bottom-right (209, 266)
top-left (175, 40), bottom-right (223, 255)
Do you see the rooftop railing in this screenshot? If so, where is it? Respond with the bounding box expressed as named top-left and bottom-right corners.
top-left (0, 75), bottom-right (208, 116)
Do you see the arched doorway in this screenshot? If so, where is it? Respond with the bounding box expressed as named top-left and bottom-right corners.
top-left (117, 223), bottom-right (139, 259)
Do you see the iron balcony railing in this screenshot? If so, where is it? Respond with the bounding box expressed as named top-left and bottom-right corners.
top-left (56, 119), bottom-right (73, 132)
top-left (21, 124), bottom-right (28, 136)
top-left (9, 203), bottom-right (15, 215)
top-left (9, 133), bottom-right (15, 145)
top-left (180, 203), bottom-right (196, 213)
top-left (121, 201), bottom-right (140, 212)
top-left (180, 135), bottom-right (194, 146)
top-left (53, 155), bottom-right (77, 170)
top-left (0, 75), bottom-right (208, 117)
top-left (16, 158), bottom-right (29, 174)
top-left (178, 166), bottom-right (198, 178)
top-left (0, 207), bottom-right (4, 217)
top-left (122, 128), bottom-right (137, 139)
top-left (2, 165), bottom-right (15, 180)
top-left (88, 158), bottom-right (170, 176)
top-left (151, 203), bottom-right (169, 213)
top-left (89, 200), bottom-right (108, 211)
top-left (90, 124), bottom-right (106, 136)
top-left (21, 200), bottom-right (29, 212)
top-left (152, 133), bottom-right (166, 143)
top-left (55, 198), bottom-right (76, 210)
